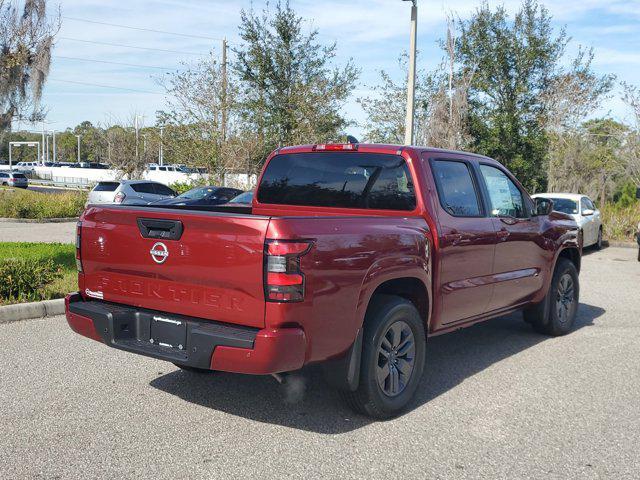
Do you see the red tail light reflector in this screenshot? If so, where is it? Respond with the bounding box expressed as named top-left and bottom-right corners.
top-left (264, 239), bottom-right (313, 303)
top-left (75, 221), bottom-right (83, 272)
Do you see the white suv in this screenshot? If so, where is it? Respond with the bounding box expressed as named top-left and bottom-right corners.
top-left (87, 180), bottom-right (177, 206)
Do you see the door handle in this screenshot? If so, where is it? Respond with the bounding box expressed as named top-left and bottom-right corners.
top-left (497, 228), bottom-right (510, 241)
top-left (444, 231), bottom-right (464, 246)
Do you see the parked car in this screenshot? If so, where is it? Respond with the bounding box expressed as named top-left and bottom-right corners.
top-left (531, 193), bottom-right (602, 249)
top-left (66, 143), bottom-right (581, 419)
top-left (15, 161), bottom-right (38, 173)
top-left (228, 190), bottom-right (253, 204)
top-left (0, 171), bottom-right (28, 188)
top-left (87, 180), bottom-right (177, 206)
top-left (152, 186), bottom-right (243, 207)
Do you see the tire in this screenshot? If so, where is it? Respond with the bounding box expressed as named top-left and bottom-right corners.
top-left (594, 227), bottom-right (603, 250)
top-left (341, 295), bottom-right (426, 419)
top-left (173, 363), bottom-right (213, 374)
top-left (523, 258), bottom-right (579, 336)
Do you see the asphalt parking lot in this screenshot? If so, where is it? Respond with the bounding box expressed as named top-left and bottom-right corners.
top-left (1, 246), bottom-right (638, 479)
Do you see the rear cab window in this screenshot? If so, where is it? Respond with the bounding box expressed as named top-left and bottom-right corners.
top-left (257, 152), bottom-right (416, 211)
top-left (430, 160), bottom-right (482, 217)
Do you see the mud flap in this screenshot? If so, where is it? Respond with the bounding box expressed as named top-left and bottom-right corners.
top-left (322, 328), bottom-right (363, 392)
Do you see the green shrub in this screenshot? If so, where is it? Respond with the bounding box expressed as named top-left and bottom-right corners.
top-left (601, 203), bottom-right (640, 242)
top-left (0, 258), bottom-right (63, 303)
top-left (0, 188), bottom-right (87, 219)
top-left (169, 179), bottom-right (209, 195)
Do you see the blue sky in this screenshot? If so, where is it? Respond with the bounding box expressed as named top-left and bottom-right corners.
top-left (20, 0), bottom-right (640, 137)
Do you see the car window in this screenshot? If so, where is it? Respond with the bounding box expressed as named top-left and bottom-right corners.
top-left (479, 164), bottom-right (527, 218)
top-left (258, 152), bottom-right (416, 211)
top-left (431, 160), bottom-right (482, 217)
top-left (13, 173), bottom-right (27, 179)
top-left (93, 182), bottom-right (120, 192)
top-left (548, 198), bottom-right (578, 214)
top-left (131, 183), bottom-right (156, 194)
top-left (584, 197), bottom-right (596, 211)
top-left (153, 184), bottom-right (176, 196)
top-left (0, 173), bottom-right (7, 178)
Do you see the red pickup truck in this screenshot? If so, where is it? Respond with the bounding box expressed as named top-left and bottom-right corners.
top-left (66, 144), bottom-right (581, 418)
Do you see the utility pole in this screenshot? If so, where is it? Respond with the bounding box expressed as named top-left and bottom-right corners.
top-left (403, 0), bottom-right (418, 146)
top-left (221, 38), bottom-right (228, 143)
top-left (159, 126), bottom-right (164, 166)
top-left (41, 122), bottom-right (46, 163)
top-left (75, 134), bottom-right (81, 163)
top-left (52, 130), bottom-right (57, 163)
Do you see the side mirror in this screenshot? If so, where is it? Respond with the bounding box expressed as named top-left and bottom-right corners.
top-left (534, 197), bottom-right (553, 216)
top-left (636, 187), bottom-right (640, 200)
top-left (582, 209), bottom-right (594, 216)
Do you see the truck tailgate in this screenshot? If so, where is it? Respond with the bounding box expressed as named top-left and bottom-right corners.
top-left (79, 206), bottom-right (270, 328)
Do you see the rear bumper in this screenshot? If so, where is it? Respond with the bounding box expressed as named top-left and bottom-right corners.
top-left (65, 293), bottom-right (306, 374)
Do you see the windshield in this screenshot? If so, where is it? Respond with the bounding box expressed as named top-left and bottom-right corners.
top-left (549, 198), bottom-right (579, 215)
top-left (177, 187), bottom-right (217, 200)
top-left (230, 191), bottom-right (253, 203)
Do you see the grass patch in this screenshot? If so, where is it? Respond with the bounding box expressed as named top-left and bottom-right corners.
top-left (0, 242), bottom-right (77, 305)
top-left (0, 187), bottom-right (86, 219)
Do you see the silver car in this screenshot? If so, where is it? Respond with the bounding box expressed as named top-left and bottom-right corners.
top-left (87, 180), bottom-right (177, 206)
top-left (532, 193), bottom-right (603, 249)
top-left (0, 171), bottom-right (29, 188)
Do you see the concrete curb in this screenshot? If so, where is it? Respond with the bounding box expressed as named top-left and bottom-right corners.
top-left (0, 298), bottom-right (65, 324)
top-left (0, 217), bottom-right (78, 223)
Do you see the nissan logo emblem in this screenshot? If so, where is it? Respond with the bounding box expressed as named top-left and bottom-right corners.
top-left (150, 242), bottom-right (169, 264)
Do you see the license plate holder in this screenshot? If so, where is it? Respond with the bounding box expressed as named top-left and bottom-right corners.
top-left (150, 315), bottom-right (187, 350)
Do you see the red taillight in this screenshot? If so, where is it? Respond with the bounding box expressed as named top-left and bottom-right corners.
top-left (114, 192), bottom-right (126, 203)
top-left (264, 239), bottom-right (313, 302)
top-left (313, 143), bottom-right (358, 151)
top-left (75, 221), bottom-right (83, 272)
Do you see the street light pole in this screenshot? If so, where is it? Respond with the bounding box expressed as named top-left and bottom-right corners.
top-left (52, 130), bottom-right (57, 163)
top-left (75, 134), bottom-right (81, 163)
top-left (403, 0), bottom-right (418, 146)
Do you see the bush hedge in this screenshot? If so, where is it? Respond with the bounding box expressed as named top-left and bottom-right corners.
top-left (0, 258), bottom-right (63, 303)
top-left (0, 243), bottom-right (77, 305)
top-left (601, 203), bottom-right (640, 242)
top-left (0, 188), bottom-right (86, 219)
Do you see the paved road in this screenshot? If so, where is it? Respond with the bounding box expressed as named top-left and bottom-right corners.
top-left (1, 247), bottom-right (639, 479)
top-left (0, 220), bottom-right (75, 243)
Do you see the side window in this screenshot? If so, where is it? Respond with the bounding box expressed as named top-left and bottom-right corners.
top-left (583, 197), bottom-right (596, 211)
top-left (153, 184), bottom-right (176, 196)
top-left (131, 183), bottom-right (156, 194)
top-left (479, 165), bottom-right (527, 218)
top-left (431, 160), bottom-right (482, 217)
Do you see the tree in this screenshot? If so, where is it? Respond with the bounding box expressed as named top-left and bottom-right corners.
top-left (547, 119), bottom-right (627, 207)
top-left (455, 0), bottom-right (611, 192)
top-left (0, 0), bottom-right (59, 141)
top-left (157, 54), bottom-right (233, 171)
top-left (233, 1), bottom-right (359, 154)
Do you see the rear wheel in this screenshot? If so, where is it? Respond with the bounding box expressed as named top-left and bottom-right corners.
top-left (341, 295), bottom-right (426, 419)
top-left (523, 258), bottom-right (579, 336)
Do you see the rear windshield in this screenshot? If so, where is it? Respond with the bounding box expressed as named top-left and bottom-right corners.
top-left (94, 182), bottom-right (119, 192)
top-left (257, 152), bottom-right (416, 211)
top-left (12, 173), bottom-right (27, 179)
